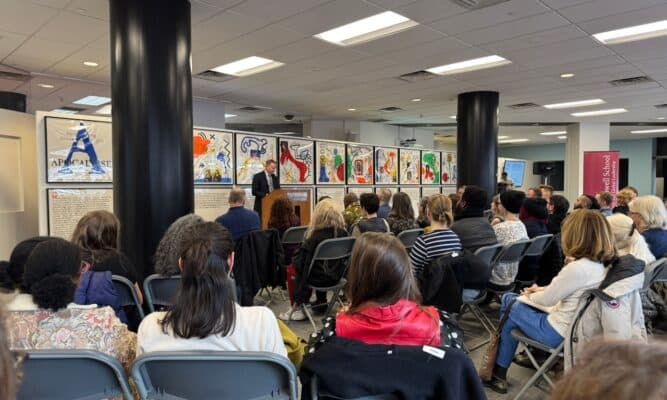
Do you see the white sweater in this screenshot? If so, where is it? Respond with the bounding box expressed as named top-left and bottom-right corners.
top-left (137, 304), bottom-right (287, 358)
top-left (529, 258), bottom-right (606, 337)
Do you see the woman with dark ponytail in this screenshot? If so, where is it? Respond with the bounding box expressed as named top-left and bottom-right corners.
top-left (137, 222), bottom-right (286, 356)
top-left (6, 238), bottom-right (136, 371)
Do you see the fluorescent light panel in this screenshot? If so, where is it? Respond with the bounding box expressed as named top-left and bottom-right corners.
top-left (225, 113), bottom-right (237, 118)
top-left (52, 108), bottom-right (78, 114)
top-left (571, 108), bottom-right (627, 117)
top-left (426, 55), bottom-right (511, 76)
top-left (539, 131), bottom-right (566, 136)
top-left (498, 136), bottom-right (510, 139)
top-left (211, 56), bottom-right (284, 77)
top-left (557, 136), bottom-right (567, 139)
top-left (594, 19), bottom-right (667, 45)
top-left (499, 138), bottom-right (529, 143)
top-left (95, 105), bottom-right (112, 115)
top-left (73, 96), bottom-right (111, 106)
top-left (314, 11), bottom-right (418, 46)
top-left (630, 128), bottom-right (667, 134)
top-left (543, 99), bottom-right (605, 109)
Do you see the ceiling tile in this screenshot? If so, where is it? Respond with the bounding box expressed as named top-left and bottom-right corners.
top-left (32, 0), bottom-right (71, 8)
top-left (190, 1), bottom-right (224, 23)
top-left (457, 12), bottom-right (570, 46)
top-left (504, 37), bottom-right (613, 68)
top-left (480, 25), bottom-right (587, 53)
top-left (3, 37), bottom-right (80, 72)
top-left (352, 26), bottom-right (445, 55)
top-left (0, 0), bottom-right (58, 36)
top-left (0, 29), bottom-right (28, 61)
top-left (262, 38), bottom-right (337, 63)
top-left (277, 0), bottom-right (384, 36)
top-left (46, 45), bottom-right (109, 78)
top-left (366, 0), bottom-right (419, 8)
top-left (608, 36), bottom-right (667, 62)
top-left (381, 37), bottom-right (471, 64)
top-left (393, 0), bottom-right (468, 24)
top-left (191, 10), bottom-right (267, 53)
top-left (34, 11), bottom-right (107, 45)
top-left (0, 78), bottom-right (24, 91)
top-left (66, 0), bottom-right (109, 21)
top-left (559, 0), bottom-right (665, 23)
top-left (230, 0), bottom-right (330, 24)
top-left (576, 3), bottom-right (667, 35)
top-left (194, 0), bottom-right (246, 9)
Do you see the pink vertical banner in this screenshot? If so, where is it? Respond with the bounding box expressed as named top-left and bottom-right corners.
top-left (583, 151), bottom-right (620, 198)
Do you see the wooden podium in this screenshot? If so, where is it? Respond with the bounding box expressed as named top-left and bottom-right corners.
top-left (260, 188), bottom-right (312, 229)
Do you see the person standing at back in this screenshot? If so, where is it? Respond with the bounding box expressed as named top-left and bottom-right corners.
top-left (450, 186), bottom-right (497, 252)
top-left (215, 188), bottom-right (260, 243)
top-left (351, 193), bottom-right (390, 237)
top-left (251, 159), bottom-right (280, 220)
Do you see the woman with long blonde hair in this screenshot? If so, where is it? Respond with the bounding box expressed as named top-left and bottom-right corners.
top-left (280, 199), bottom-right (348, 321)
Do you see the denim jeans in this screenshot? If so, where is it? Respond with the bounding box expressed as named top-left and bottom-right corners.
top-left (496, 293), bottom-right (563, 368)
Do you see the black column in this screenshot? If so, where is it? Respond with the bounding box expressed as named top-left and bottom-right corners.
top-left (110, 0), bottom-right (193, 279)
top-left (457, 91), bottom-right (499, 198)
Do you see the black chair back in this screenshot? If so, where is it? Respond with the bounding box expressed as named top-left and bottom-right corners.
top-left (143, 274), bottom-right (181, 313)
top-left (282, 226), bottom-right (308, 245)
top-left (396, 228), bottom-right (424, 251)
top-left (111, 274), bottom-right (145, 319)
top-left (473, 243), bottom-right (503, 267)
top-left (306, 237), bottom-right (356, 278)
top-left (495, 239), bottom-right (532, 264)
top-left (523, 234), bottom-right (554, 257)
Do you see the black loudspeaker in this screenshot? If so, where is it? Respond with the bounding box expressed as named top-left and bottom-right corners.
top-left (0, 91), bottom-right (26, 112)
top-left (533, 161), bottom-right (556, 175)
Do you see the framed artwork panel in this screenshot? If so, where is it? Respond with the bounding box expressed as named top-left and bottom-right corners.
top-left (374, 146), bottom-right (398, 184)
top-left (279, 138), bottom-right (314, 185)
top-left (315, 142), bottom-right (346, 185)
top-left (193, 129), bottom-right (234, 184)
top-left (399, 148), bottom-right (420, 185)
top-left (235, 133), bottom-right (277, 185)
top-left (421, 151), bottom-right (441, 184)
top-left (346, 144), bottom-right (374, 185)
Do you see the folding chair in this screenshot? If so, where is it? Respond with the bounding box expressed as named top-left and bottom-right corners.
top-left (286, 237), bottom-right (356, 332)
top-left (112, 274), bottom-right (145, 320)
top-left (515, 234), bottom-right (554, 290)
top-left (487, 239), bottom-right (532, 300)
top-left (131, 351), bottom-right (298, 400)
top-left (310, 376), bottom-right (399, 400)
top-left (16, 349), bottom-right (133, 400)
top-left (510, 329), bottom-right (564, 400)
top-left (143, 274), bottom-right (181, 313)
top-left (396, 228), bottom-right (424, 252)
top-left (282, 225), bottom-right (308, 245)
top-left (458, 244), bottom-right (503, 350)
top-left (644, 257), bottom-right (667, 289)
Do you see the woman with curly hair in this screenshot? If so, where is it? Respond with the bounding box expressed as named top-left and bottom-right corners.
top-left (154, 214), bottom-right (205, 276)
top-left (268, 196), bottom-right (301, 238)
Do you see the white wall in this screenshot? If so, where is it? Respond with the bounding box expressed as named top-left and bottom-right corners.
top-left (193, 99), bottom-right (226, 129)
top-left (398, 127), bottom-right (435, 148)
top-left (360, 121), bottom-right (399, 146)
top-left (0, 109), bottom-right (38, 259)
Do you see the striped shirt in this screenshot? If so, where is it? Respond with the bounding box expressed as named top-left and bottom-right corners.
top-left (410, 229), bottom-right (462, 276)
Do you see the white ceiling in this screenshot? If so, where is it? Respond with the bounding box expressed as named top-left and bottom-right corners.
top-left (2, 0), bottom-right (667, 144)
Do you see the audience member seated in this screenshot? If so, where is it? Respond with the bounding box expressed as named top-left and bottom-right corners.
top-left (489, 190), bottom-right (528, 289)
top-left (377, 188), bottom-right (392, 220)
top-left (623, 186), bottom-right (639, 197)
top-left (342, 192), bottom-right (362, 231)
top-left (280, 199), bottom-right (348, 321)
top-left (0, 305), bottom-right (17, 400)
top-left (448, 193), bottom-right (460, 210)
top-left (613, 188), bottom-right (637, 215)
top-left (540, 185), bottom-right (553, 204)
top-left (483, 210), bottom-right (614, 394)
top-left (215, 188), bottom-right (260, 243)
top-left (7, 238), bottom-right (136, 372)
top-left (337, 233), bottom-right (440, 346)
top-left (489, 194), bottom-right (504, 226)
top-left (154, 213), bottom-right (204, 276)
top-left (386, 192), bottom-right (418, 236)
top-left (608, 213), bottom-right (655, 267)
top-left (517, 197), bottom-right (549, 282)
top-left (525, 187), bottom-right (542, 199)
top-left (351, 193), bottom-right (390, 237)
top-left (629, 195), bottom-right (667, 259)
top-left (268, 196), bottom-right (300, 238)
top-left (410, 195), bottom-right (462, 277)
top-left (550, 340), bottom-right (667, 400)
top-left (547, 195), bottom-right (569, 234)
top-left (596, 191), bottom-right (614, 216)
top-left (451, 186), bottom-right (497, 252)
top-left (416, 196), bottom-right (431, 229)
top-left (137, 222), bottom-right (286, 357)
top-left (1, 237), bottom-right (50, 306)
top-left (0, 263), bottom-right (12, 305)
top-left (574, 194), bottom-right (600, 210)
top-left (71, 210), bottom-right (142, 303)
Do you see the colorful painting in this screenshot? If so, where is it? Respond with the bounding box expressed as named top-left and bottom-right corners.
top-left (421, 151), bottom-right (441, 184)
top-left (374, 147), bottom-right (398, 184)
top-left (279, 138), bottom-right (314, 185)
top-left (193, 129), bottom-right (233, 184)
top-left (442, 151), bottom-right (457, 185)
top-left (235, 134), bottom-right (277, 185)
top-left (399, 148), bottom-right (420, 185)
top-left (45, 117), bottom-right (113, 183)
top-left (346, 144), bottom-right (374, 185)
top-left (316, 142), bottom-right (346, 185)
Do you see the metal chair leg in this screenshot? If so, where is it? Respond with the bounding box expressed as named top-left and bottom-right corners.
top-left (302, 305), bottom-right (318, 333)
top-left (513, 342), bottom-right (563, 400)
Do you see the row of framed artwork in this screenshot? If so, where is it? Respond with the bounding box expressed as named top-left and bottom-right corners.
top-left (44, 116), bottom-right (458, 186)
top-left (45, 185), bottom-right (454, 238)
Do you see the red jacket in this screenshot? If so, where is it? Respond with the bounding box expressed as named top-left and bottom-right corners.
top-left (335, 299), bottom-right (441, 346)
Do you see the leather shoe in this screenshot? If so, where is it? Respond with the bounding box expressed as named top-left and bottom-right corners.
top-left (483, 375), bottom-right (508, 394)
top-left (513, 351), bottom-right (536, 370)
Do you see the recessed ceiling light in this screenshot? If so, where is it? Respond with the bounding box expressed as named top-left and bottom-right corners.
top-left (571, 108), bottom-right (628, 117)
top-left (313, 11), bottom-right (418, 46)
top-left (499, 138), bottom-right (529, 143)
top-left (426, 55), bottom-right (511, 76)
top-left (557, 135), bottom-right (567, 139)
top-left (543, 99), bottom-right (605, 109)
top-left (83, 61), bottom-right (98, 67)
top-left (95, 105), bottom-right (111, 115)
top-left (347, 108), bottom-right (357, 111)
top-left (411, 98), bottom-right (422, 102)
top-left (52, 108), bottom-right (78, 114)
top-left (656, 117), bottom-right (665, 120)
top-left (73, 96), bottom-right (111, 106)
top-left (224, 113), bottom-right (237, 118)
top-left (630, 128), bottom-right (667, 134)
top-left (560, 73), bottom-right (574, 79)
top-left (593, 19), bottom-right (667, 45)
top-left (38, 83), bottom-right (54, 88)
top-left (539, 131), bottom-right (567, 136)
top-left (449, 115), bottom-right (456, 119)
top-left (211, 56), bottom-right (284, 77)
top-left (498, 136), bottom-right (510, 139)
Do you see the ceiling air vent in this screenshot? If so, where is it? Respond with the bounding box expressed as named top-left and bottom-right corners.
top-left (451, 0), bottom-right (511, 10)
top-left (507, 102), bottom-right (541, 110)
top-left (608, 76), bottom-right (654, 86)
top-left (654, 104), bottom-right (667, 109)
top-left (195, 70), bottom-right (235, 83)
top-left (396, 70), bottom-right (438, 83)
top-left (0, 70), bottom-right (29, 81)
top-left (238, 106), bottom-right (264, 112)
top-left (379, 106), bottom-right (404, 112)
top-left (367, 118), bottom-right (389, 123)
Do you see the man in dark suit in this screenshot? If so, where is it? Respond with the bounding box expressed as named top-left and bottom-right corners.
top-left (251, 159), bottom-right (280, 218)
